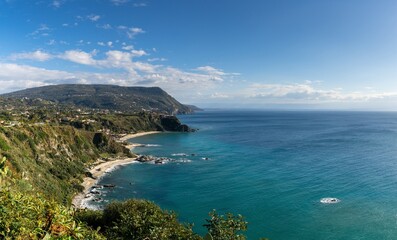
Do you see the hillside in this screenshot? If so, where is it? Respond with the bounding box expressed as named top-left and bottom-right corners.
top-left (2, 84), bottom-right (196, 114)
top-left (0, 96), bottom-right (251, 239)
top-left (0, 97), bottom-right (194, 202)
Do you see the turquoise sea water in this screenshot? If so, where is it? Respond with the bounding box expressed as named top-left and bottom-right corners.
top-left (92, 110), bottom-right (397, 239)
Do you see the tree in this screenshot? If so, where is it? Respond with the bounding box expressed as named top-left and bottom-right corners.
top-left (0, 157), bottom-right (104, 239)
top-left (203, 210), bottom-right (248, 240)
top-left (77, 199), bottom-right (201, 240)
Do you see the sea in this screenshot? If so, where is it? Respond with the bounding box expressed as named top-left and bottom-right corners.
top-left (89, 110), bottom-right (397, 239)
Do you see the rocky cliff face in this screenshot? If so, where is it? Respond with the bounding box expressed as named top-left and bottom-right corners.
top-left (0, 125), bottom-right (110, 203)
top-left (159, 115), bottom-right (194, 132)
top-left (62, 112), bottom-right (195, 133)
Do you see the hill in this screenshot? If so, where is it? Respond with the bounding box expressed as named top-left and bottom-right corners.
top-left (0, 94), bottom-right (251, 239)
top-left (2, 84), bottom-right (196, 114)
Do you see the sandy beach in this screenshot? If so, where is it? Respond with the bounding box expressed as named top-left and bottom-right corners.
top-left (72, 131), bottom-right (162, 209)
top-left (119, 131), bottom-right (162, 141)
top-left (72, 157), bottom-right (137, 208)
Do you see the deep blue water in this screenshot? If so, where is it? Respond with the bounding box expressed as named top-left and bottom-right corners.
top-left (92, 110), bottom-right (397, 239)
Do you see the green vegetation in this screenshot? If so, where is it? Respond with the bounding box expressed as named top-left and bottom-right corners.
top-left (204, 210), bottom-right (248, 240)
top-left (0, 98), bottom-right (191, 203)
top-left (76, 200), bottom-right (250, 240)
top-left (76, 200), bottom-right (200, 239)
top-left (1, 153), bottom-right (252, 239)
top-left (0, 157), bottom-right (104, 239)
top-left (0, 86), bottom-right (263, 239)
top-left (2, 84), bottom-right (196, 114)
top-left (0, 125), bottom-right (110, 203)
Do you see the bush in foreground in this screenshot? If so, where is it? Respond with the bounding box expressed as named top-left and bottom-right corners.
top-left (77, 199), bottom-right (253, 240)
top-left (203, 210), bottom-right (248, 240)
top-left (0, 157), bottom-right (104, 239)
top-left (77, 199), bottom-right (201, 239)
top-left (1, 155), bottom-right (256, 239)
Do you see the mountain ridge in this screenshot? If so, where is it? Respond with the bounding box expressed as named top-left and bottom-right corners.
top-left (2, 84), bottom-right (197, 114)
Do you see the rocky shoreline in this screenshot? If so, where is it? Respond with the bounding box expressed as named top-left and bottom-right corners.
top-left (72, 157), bottom-right (138, 209)
top-left (72, 131), bottom-right (162, 209)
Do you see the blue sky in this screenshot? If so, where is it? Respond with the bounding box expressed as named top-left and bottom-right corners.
top-left (1, 0), bottom-right (397, 109)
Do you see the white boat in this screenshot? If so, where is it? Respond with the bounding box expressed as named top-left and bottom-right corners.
top-left (320, 197), bottom-right (340, 204)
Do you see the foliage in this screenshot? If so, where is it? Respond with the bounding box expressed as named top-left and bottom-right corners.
top-left (77, 199), bottom-right (201, 240)
top-left (93, 132), bottom-right (132, 156)
top-left (203, 210), bottom-right (248, 240)
top-left (77, 204), bottom-right (256, 240)
top-left (0, 124), bottom-right (132, 204)
top-left (0, 137), bottom-right (10, 151)
top-left (0, 96), bottom-right (261, 239)
top-left (3, 84), bottom-right (195, 114)
top-left (0, 157), bottom-right (105, 239)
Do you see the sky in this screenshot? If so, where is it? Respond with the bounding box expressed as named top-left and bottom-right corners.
top-left (1, 0), bottom-right (397, 109)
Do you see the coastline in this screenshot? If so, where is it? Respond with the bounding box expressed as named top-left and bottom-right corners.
top-left (72, 131), bottom-right (162, 209)
top-left (119, 131), bottom-right (162, 141)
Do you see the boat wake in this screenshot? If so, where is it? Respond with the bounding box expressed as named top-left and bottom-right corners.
top-left (320, 197), bottom-right (340, 204)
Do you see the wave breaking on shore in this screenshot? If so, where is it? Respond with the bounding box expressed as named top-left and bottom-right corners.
top-left (73, 131), bottom-right (163, 209)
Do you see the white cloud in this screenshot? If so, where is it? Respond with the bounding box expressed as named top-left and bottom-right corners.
top-left (60, 50), bottom-right (97, 65)
top-left (131, 49), bottom-right (147, 57)
top-left (9, 50), bottom-right (53, 61)
top-left (3, 48), bottom-right (234, 101)
top-left (132, 61), bottom-right (156, 73)
top-left (122, 45), bottom-right (134, 50)
top-left (0, 63), bottom-right (135, 93)
top-left (196, 66), bottom-right (226, 75)
top-left (52, 0), bottom-right (63, 8)
top-left (148, 58), bottom-right (167, 62)
top-left (120, 45), bottom-right (147, 57)
top-left (196, 66), bottom-right (240, 81)
top-left (128, 27), bottom-right (145, 38)
top-left (87, 14), bottom-right (101, 22)
top-left (110, 0), bottom-right (129, 5)
top-left (97, 23), bottom-right (112, 29)
top-left (133, 3), bottom-right (147, 7)
top-left (0, 63), bottom-right (71, 93)
top-left (141, 66), bottom-right (226, 87)
top-left (97, 42), bottom-right (105, 46)
top-left (110, 0), bottom-right (146, 7)
top-left (55, 50), bottom-right (228, 88)
top-left (46, 39), bottom-right (56, 45)
top-left (245, 83), bottom-right (397, 102)
top-left (29, 24), bottom-right (50, 38)
top-left (118, 26), bottom-right (145, 39)
top-left (0, 63), bottom-right (69, 80)
top-left (210, 92), bottom-right (230, 99)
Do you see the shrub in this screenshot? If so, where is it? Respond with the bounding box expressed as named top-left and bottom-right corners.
top-left (0, 137), bottom-right (10, 151)
top-left (203, 210), bottom-right (248, 240)
top-left (0, 157), bottom-right (105, 239)
top-left (75, 209), bottom-right (104, 230)
top-left (77, 199), bottom-right (201, 240)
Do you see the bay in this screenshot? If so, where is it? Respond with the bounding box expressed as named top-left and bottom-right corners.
top-left (91, 110), bottom-right (397, 239)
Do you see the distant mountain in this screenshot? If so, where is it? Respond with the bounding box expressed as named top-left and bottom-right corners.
top-left (3, 84), bottom-right (196, 114)
top-left (184, 104), bottom-right (203, 111)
